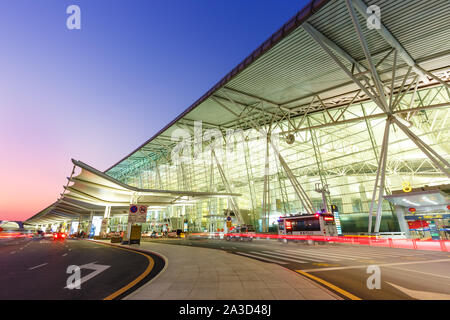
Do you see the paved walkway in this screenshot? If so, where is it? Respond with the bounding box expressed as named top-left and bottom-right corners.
top-left (94, 240), bottom-right (340, 300)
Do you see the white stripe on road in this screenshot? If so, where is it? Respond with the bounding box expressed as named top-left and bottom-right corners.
top-left (300, 248), bottom-right (395, 260)
top-left (283, 249), bottom-right (356, 260)
top-left (10, 251), bottom-right (16, 254)
top-left (384, 265), bottom-right (450, 280)
top-left (62, 253), bottom-right (68, 257)
top-left (301, 249), bottom-right (390, 259)
top-left (262, 250), bottom-right (326, 262)
top-left (250, 251), bottom-right (310, 263)
top-left (28, 263), bottom-right (48, 270)
top-left (299, 258), bottom-right (450, 272)
top-left (236, 252), bottom-right (288, 264)
top-left (327, 248), bottom-right (416, 257)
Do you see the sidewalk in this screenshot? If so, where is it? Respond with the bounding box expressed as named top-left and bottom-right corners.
top-left (98, 240), bottom-right (340, 300)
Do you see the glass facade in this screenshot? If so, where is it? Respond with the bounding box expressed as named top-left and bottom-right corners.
top-left (106, 85), bottom-right (450, 234)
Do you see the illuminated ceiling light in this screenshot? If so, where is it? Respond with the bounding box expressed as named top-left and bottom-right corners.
top-left (402, 198), bottom-right (420, 206)
top-left (422, 196), bottom-right (438, 205)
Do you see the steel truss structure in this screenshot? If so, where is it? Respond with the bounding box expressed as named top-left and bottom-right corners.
top-left (28, 0), bottom-right (450, 234)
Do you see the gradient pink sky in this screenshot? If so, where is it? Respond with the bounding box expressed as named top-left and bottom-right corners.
top-left (0, 0), bottom-right (304, 221)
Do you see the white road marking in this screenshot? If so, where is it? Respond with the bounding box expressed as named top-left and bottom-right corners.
top-left (262, 250), bottom-right (326, 262)
top-left (309, 249), bottom-right (385, 259)
top-left (329, 248), bottom-right (417, 257)
top-left (384, 265), bottom-right (450, 280)
top-left (300, 258), bottom-right (450, 272)
top-left (28, 263), bottom-right (48, 270)
top-left (323, 248), bottom-right (401, 259)
top-left (283, 249), bottom-right (356, 260)
top-left (62, 253), bottom-right (68, 257)
top-left (250, 251), bottom-right (310, 263)
top-left (236, 252), bottom-right (288, 264)
top-left (10, 251), bottom-right (16, 254)
top-left (386, 282), bottom-right (450, 300)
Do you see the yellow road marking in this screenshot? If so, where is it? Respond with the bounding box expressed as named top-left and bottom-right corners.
top-left (403, 256), bottom-right (426, 261)
top-left (357, 260), bottom-right (377, 264)
top-left (312, 263), bottom-right (340, 267)
top-left (295, 270), bottom-right (362, 300)
top-left (95, 243), bottom-right (155, 300)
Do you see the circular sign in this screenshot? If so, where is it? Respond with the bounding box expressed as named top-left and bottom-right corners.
top-left (139, 206), bottom-right (147, 214)
top-left (130, 205), bottom-right (138, 214)
top-left (226, 216), bottom-right (232, 221)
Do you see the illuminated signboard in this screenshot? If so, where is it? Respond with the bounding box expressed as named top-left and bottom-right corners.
top-left (285, 220), bottom-right (292, 230)
top-left (331, 205), bottom-right (342, 235)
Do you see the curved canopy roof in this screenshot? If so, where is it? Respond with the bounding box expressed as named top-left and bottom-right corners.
top-left (26, 160), bottom-right (240, 225)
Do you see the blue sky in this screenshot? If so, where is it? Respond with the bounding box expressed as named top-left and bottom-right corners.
top-left (0, 0), bottom-right (309, 220)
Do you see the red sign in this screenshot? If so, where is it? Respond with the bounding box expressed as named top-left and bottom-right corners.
top-left (408, 208), bottom-right (416, 212)
top-left (407, 220), bottom-right (429, 229)
top-left (139, 205), bottom-right (147, 214)
top-left (285, 221), bottom-right (292, 230)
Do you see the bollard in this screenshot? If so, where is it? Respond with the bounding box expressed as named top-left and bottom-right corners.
top-left (439, 240), bottom-right (447, 252)
top-left (412, 238), bottom-right (418, 250)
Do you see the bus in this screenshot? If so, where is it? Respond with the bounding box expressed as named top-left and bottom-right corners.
top-left (278, 213), bottom-right (338, 237)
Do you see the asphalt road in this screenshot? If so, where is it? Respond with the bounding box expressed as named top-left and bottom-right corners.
top-left (0, 238), bottom-right (164, 300)
top-left (148, 237), bottom-right (450, 300)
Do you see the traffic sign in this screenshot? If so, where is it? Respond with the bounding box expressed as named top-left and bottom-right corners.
top-left (139, 205), bottom-right (147, 214)
top-left (226, 216), bottom-right (232, 221)
top-left (129, 205), bottom-right (138, 214)
top-left (128, 204), bottom-right (147, 223)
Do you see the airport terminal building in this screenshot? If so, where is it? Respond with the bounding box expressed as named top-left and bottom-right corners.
top-left (27, 0), bottom-right (450, 239)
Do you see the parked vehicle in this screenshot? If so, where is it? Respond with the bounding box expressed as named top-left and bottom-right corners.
top-left (226, 225), bottom-right (255, 241)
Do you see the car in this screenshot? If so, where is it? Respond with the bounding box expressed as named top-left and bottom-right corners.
top-left (52, 232), bottom-right (67, 241)
top-left (226, 225), bottom-right (256, 241)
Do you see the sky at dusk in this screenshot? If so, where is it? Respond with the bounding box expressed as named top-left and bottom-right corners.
top-left (0, 0), bottom-right (308, 221)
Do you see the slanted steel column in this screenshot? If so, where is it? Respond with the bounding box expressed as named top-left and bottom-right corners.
top-left (262, 133), bottom-right (271, 232)
top-left (345, 0), bottom-right (388, 110)
top-left (392, 116), bottom-right (450, 179)
top-left (242, 133), bottom-right (257, 226)
top-left (350, 0), bottom-right (427, 81)
top-left (269, 139), bottom-right (316, 215)
top-left (211, 149), bottom-right (243, 224)
top-left (308, 118), bottom-right (331, 211)
top-left (275, 158), bottom-right (291, 215)
top-left (368, 117), bottom-right (391, 233)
